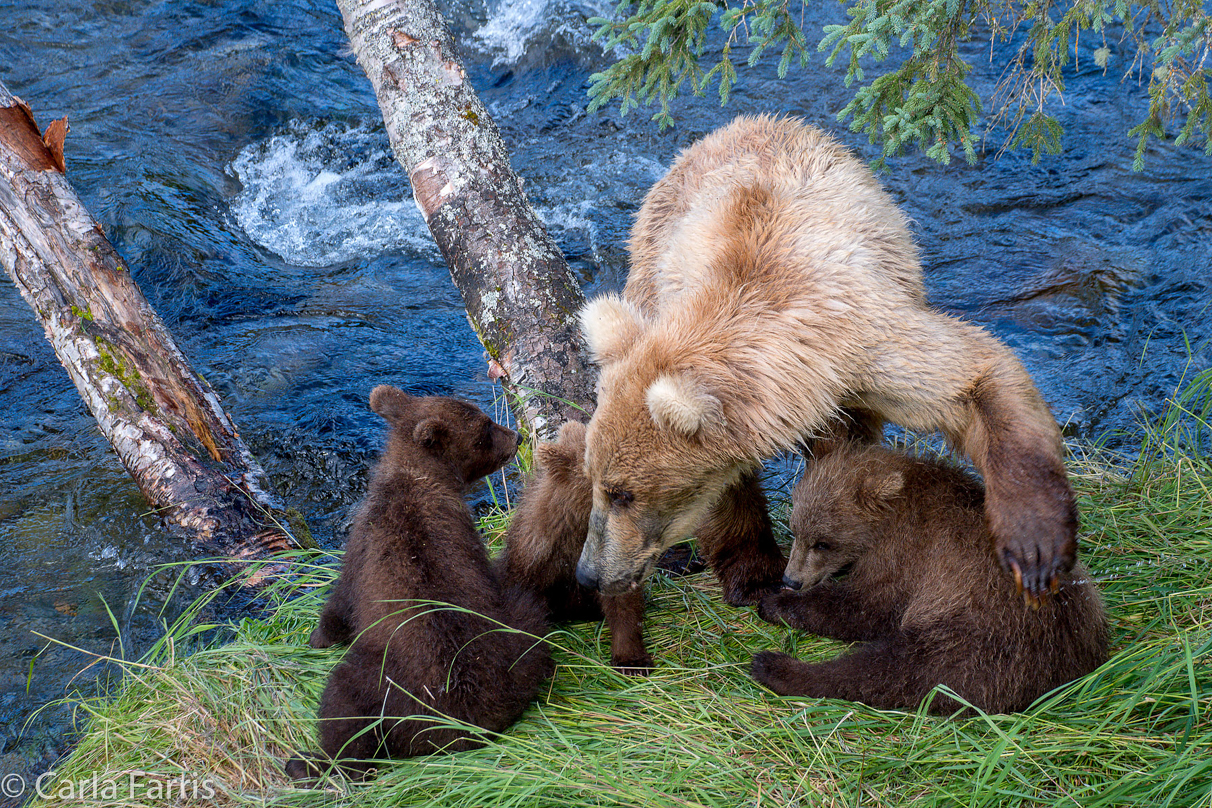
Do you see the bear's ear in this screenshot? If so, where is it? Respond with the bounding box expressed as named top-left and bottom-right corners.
top-left (536, 420), bottom-right (587, 477)
top-left (413, 417), bottom-right (449, 451)
top-left (369, 385), bottom-right (415, 423)
top-left (646, 373), bottom-right (725, 438)
top-left (580, 294), bottom-right (645, 364)
top-left (536, 442), bottom-right (577, 477)
top-left (857, 468), bottom-right (904, 513)
top-left (555, 419), bottom-right (587, 451)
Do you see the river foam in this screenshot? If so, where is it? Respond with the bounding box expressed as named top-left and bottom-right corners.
top-left (473, 0), bottom-right (615, 65)
top-left (229, 121), bottom-right (437, 267)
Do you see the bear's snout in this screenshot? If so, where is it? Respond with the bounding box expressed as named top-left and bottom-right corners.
top-left (575, 561), bottom-right (599, 590)
top-left (781, 575), bottom-right (803, 591)
top-left (498, 426), bottom-right (521, 457)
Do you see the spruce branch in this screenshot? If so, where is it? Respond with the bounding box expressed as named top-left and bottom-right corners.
top-left (586, 0), bottom-right (1212, 168)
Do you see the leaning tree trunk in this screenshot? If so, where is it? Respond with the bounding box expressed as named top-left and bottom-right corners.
top-left (336, 0), bottom-right (596, 439)
top-left (0, 83), bottom-right (312, 565)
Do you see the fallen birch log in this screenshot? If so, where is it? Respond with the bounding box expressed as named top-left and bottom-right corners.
top-left (0, 81), bottom-right (311, 565)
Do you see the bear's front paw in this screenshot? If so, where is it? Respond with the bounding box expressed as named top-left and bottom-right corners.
top-left (750, 651), bottom-right (807, 696)
top-left (308, 625), bottom-right (336, 649)
top-left (988, 465), bottom-right (1078, 601)
top-left (994, 521), bottom-right (1077, 605)
top-left (721, 573), bottom-right (784, 608)
top-left (755, 589), bottom-right (803, 625)
top-left (612, 651), bottom-right (655, 676)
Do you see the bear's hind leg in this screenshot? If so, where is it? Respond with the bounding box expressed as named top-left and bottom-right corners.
top-left (695, 471), bottom-right (786, 606)
top-left (751, 634), bottom-right (963, 714)
top-left (312, 657), bottom-right (388, 776)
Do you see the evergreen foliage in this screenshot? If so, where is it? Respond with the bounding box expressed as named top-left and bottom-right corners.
top-left (587, 0), bottom-right (1212, 168)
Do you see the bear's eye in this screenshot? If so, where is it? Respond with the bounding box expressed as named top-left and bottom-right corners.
top-left (812, 541), bottom-right (832, 552)
top-left (606, 488), bottom-right (634, 508)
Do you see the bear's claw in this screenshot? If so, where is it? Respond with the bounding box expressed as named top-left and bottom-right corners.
top-left (612, 652), bottom-right (655, 676)
top-left (1001, 541), bottom-right (1071, 604)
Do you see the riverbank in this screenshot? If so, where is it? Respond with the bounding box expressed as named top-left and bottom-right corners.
top-left (21, 376), bottom-right (1212, 808)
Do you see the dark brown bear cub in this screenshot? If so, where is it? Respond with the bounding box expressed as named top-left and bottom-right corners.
top-left (287, 386), bottom-right (553, 779)
top-left (752, 443), bottom-right (1108, 715)
top-left (496, 420), bottom-right (651, 673)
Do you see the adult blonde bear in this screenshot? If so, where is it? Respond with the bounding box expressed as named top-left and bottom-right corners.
top-left (575, 115), bottom-right (1076, 604)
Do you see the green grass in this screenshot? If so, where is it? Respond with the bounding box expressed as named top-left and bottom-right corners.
top-left (25, 378), bottom-right (1212, 808)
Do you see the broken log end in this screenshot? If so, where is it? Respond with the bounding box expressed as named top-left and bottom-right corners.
top-left (389, 27), bottom-right (419, 48)
top-left (0, 97), bottom-right (64, 172)
top-left (43, 117), bottom-right (69, 173)
top-left (409, 156), bottom-right (455, 222)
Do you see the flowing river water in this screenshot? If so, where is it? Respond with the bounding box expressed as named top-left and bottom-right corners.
top-left (1, 0), bottom-right (1210, 795)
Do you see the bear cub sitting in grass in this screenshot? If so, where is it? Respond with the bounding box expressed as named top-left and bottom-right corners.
top-left (496, 420), bottom-right (651, 674)
top-left (752, 442), bottom-right (1108, 715)
top-left (286, 386), bottom-right (552, 780)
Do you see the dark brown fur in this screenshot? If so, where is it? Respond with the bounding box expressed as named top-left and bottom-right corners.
top-left (287, 386), bottom-right (553, 779)
top-left (752, 443), bottom-right (1107, 715)
top-left (496, 421), bottom-right (651, 673)
top-left (692, 471), bottom-right (786, 606)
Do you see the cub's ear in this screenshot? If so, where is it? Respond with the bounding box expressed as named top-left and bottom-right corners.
top-left (535, 441), bottom-right (578, 477)
top-left (555, 419), bottom-right (587, 452)
top-left (580, 294), bottom-right (645, 364)
top-left (413, 417), bottom-right (449, 450)
top-left (857, 468), bottom-right (904, 513)
top-left (536, 420), bottom-right (587, 477)
top-left (369, 385), bottom-right (414, 423)
top-left (808, 437), bottom-right (844, 461)
top-left (646, 373), bottom-right (724, 438)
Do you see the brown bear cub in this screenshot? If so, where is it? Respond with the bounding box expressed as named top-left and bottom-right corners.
top-left (752, 442), bottom-right (1108, 715)
top-left (496, 420), bottom-right (651, 674)
top-left (286, 386), bottom-right (553, 780)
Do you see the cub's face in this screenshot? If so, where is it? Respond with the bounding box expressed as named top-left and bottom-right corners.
top-left (430, 398), bottom-right (519, 483)
top-left (784, 448), bottom-right (903, 589)
top-left (785, 482), bottom-right (869, 589)
top-left (370, 385), bottom-right (518, 487)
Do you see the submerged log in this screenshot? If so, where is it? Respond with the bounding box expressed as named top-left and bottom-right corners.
top-left (0, 82), bottom-right (311, 565)
top-left (336, 0), bottom-right (597, 439)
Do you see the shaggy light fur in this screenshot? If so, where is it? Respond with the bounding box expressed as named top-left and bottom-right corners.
top-left (577, 115), bottom-right (1075, 602)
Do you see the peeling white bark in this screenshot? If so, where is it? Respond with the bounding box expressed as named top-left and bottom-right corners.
top-left (336, 0), bottom-right (597, 437)
top-left (0, 82), bottom-right (309, 562)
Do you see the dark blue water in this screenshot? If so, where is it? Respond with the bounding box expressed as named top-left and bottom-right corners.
top-left (1, 0), bottom-right (1210, 796)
